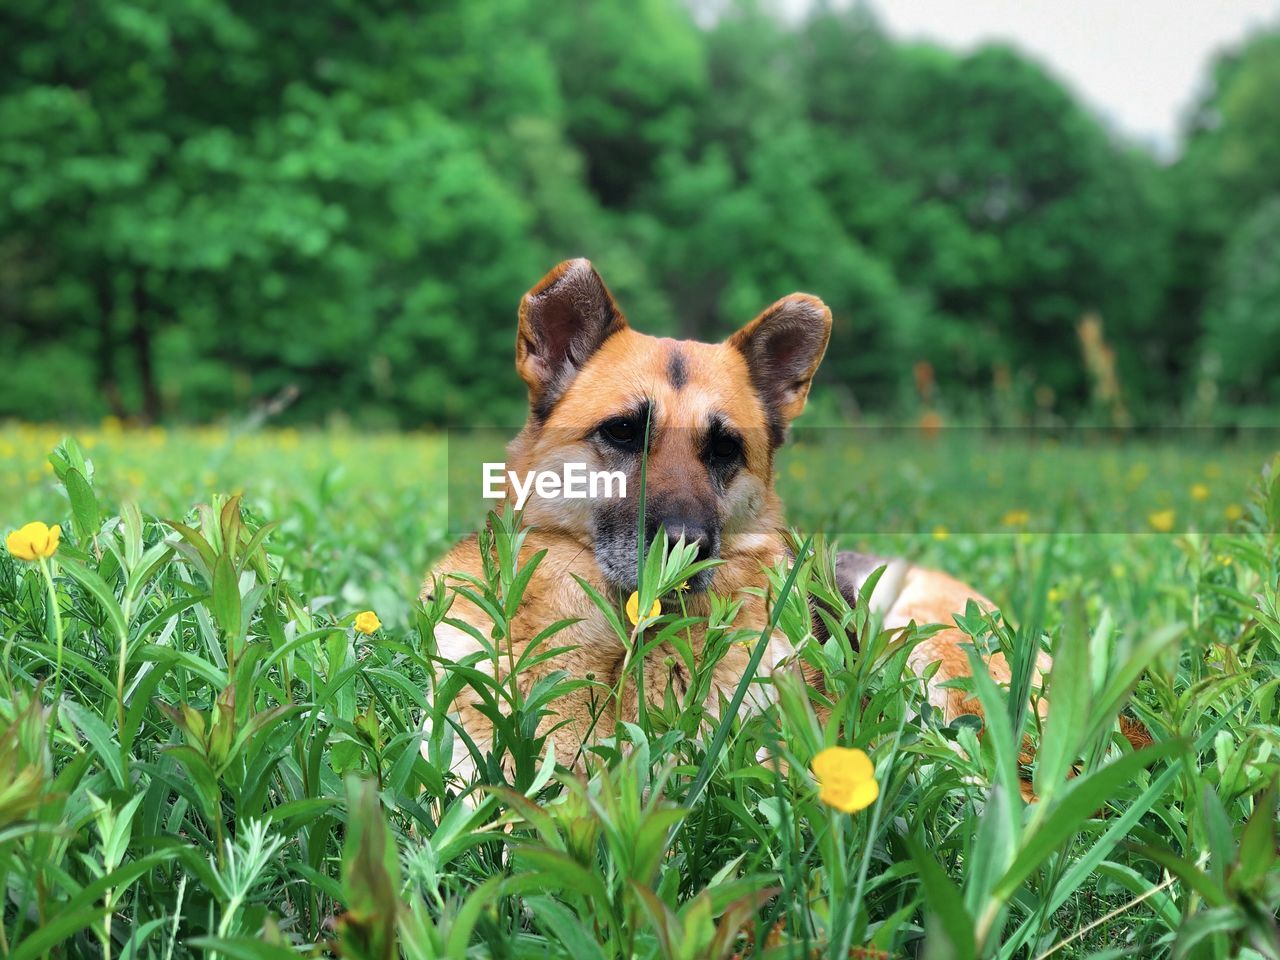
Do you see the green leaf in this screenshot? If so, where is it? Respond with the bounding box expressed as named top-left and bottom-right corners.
top-left (211, 551), bottom-right (242, 641)
top-left (64, 468), bottom-right (100, 543)
top-left (995, 739), bottom-right (1183, 899)
top-left (443, 876), bottom-right (506, 959)
top-left (1171, 906), bottom-right (1244, 960)
top-left (164, 744), bottom-right (222, 822)
top-left (340, 776), bottom-right (401, 960)
top-left (1034, 601), bottom-right (1092, 799)
top-left (124, 540), bottom-right (174, 604)
top-left (963, 646), bottom-right (1024, 816)
top-left (188, 938), bottom-right (305, 960)
top-left (1095, 861), bottom-right (1180, 930)
top-left (1033, 699), bottom-right (1245, 924)
top-left (906, 834), bottom-right (976, 960)
top-left (965, 784), bottom-right (1015, 917)
top-left (61, 700), bottom-right (127, 788)
top-left (1201, 783), bottom-right (1234, 889)
top-left (679, 535), bottom-right (814, 815)
top-left (524, 897), bottom-right (609, 960)
top-left (164, 519), bottom-right (217, 578)
top-left (10, 851), bottom-right (178, 960)
top-left (1086, 623), bottom-right (1182, 745)
top-left (1233, 781), bottom-right (1277, 891)
top-left (59, 556), bottom-right (128, 642)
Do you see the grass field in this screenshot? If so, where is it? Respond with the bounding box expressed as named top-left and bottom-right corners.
top-left (1, 422), bottom-right (1278, 958)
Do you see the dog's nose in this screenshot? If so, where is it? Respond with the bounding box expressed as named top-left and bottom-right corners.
top-left (647, 517), bottom-right (717, 562)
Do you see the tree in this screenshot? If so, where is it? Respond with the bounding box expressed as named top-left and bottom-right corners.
top-left (794, 7), bottom-right (1171, 411)
top-left (1201, 198), bottom-right (1280, 406)
top-left (1166, 28), bottom-right (1280, 412)
top-left (2, 0), bottom-right (1273, 425)
top-left (0, 0), bottom-right (568, 424)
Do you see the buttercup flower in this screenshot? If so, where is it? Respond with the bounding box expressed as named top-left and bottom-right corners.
top-left (6, 522), bottom-right (61, 561)
top-left (1190, 483), bottom-right (1210, 502)
top-left (353, 610), bottom-right (382, 635)
top-left (1147, 509), bottom-right (1176, 533)
top-left (626, 591), bottom-right (661, 626)
top-left (811, 746), bottom-right (879, 813)
top-left (1224, 504), bottom-right (1244, 522)
top-left (1002, 509), bottom-right (1030, 528)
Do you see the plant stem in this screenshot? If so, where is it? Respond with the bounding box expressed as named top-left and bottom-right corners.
top-left (38, 558), bottom-right (65, 712)
top-left (117, 620), bottom-right (128, 735)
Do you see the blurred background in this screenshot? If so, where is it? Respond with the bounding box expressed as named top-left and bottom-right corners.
top-left (3, 0), bottom-right (1280, 429)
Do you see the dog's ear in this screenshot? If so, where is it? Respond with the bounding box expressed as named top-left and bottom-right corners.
top-left (517, 259), bottom-right (628, 415)
top-left (727, 294), bottom-right (832, 429)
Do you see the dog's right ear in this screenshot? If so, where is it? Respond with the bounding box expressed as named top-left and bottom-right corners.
top-left (517, 258), bottom-right (628, 416)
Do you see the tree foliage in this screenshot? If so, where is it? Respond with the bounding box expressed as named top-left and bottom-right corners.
top-left (1, 0), bottom-right (1276, 424)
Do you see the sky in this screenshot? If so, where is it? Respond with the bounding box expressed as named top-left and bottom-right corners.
top-left (829, 1), bottom-right (1280, 155)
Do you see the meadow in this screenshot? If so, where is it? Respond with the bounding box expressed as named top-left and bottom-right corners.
top-left (0, 422), bottom-right (1277, 959)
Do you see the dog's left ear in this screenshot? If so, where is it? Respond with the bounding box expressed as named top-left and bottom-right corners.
top-left (728, 294), bottom-right (832, 425)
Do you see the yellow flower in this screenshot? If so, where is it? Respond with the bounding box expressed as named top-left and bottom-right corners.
top-left (353, 610), bottom-right (382, 635)
top-left (811, 746), bottom-right (879, 813)
top-left (1047, 587), bottom-right (1063, 604)
top-left (1224, 503), bottom-right (1244, 522)
top-left (932, 525), bottom-right (950, 541)
top-left (1147, 509), bottom-right (1176, 533)
top-left (5, 522), bottom-right (61, 561)
top-left (1002, 509), bottom-right (1030, 528)
top-left (625, 591), bottom-right (661, 626)
top-left (1190, 483), bottom-right (1210, 502)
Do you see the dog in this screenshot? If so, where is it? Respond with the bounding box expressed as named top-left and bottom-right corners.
top-left (419, 258), bottom-right (1047, 778)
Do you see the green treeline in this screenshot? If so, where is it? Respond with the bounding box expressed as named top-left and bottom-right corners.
top-left (2, 1), bottom-right (1278, 427)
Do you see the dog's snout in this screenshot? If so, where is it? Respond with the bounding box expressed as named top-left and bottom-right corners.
top-left (646, 515), bottom-right (718, 563)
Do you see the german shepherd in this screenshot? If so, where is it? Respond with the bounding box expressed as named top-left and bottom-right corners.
top-left (420, 258), bottom-right (1049, 778)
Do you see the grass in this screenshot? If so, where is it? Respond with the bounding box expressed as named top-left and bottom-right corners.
top-left (1, 421), bottom-right (1278, 959)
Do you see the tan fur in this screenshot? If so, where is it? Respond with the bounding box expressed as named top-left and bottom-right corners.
top-left (422, 526), bottom-right (795, 774)
top-left (885, 566), bottom-right (1052, 721)
top-left (420, 259), bottom-right (1047, 777)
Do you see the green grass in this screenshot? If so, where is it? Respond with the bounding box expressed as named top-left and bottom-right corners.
top-left (1, 423), bottom-right (1278, 959)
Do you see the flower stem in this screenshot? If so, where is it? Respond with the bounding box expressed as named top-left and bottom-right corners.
top-left (38, 558), bottom-right (65, 708)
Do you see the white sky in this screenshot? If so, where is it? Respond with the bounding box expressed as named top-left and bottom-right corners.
top-left (865, 0), bottom-right (1280, 154)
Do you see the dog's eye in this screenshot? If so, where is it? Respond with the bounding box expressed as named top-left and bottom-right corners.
top-left (708, 435), bottom-right (741, 463)
top-left (599, 417), bottom-right (639, 448)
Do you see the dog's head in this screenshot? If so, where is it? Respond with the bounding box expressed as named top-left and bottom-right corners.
top-left (508, 258), bottom-right (830, 594)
